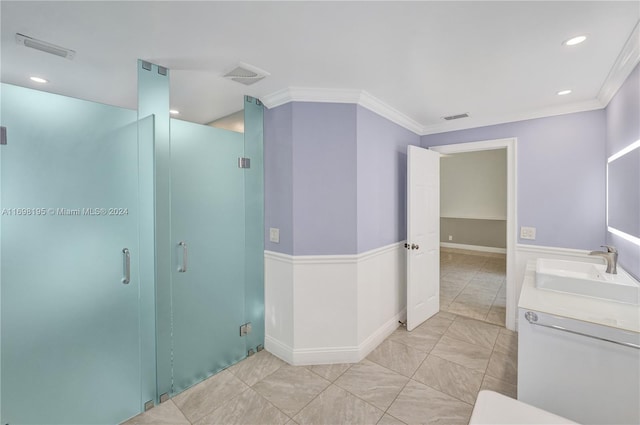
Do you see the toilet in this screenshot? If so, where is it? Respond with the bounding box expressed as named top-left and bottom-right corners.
top-left (470, 391), bottom-right (577, 424)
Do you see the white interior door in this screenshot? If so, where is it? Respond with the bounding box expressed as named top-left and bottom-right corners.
top-left (407, 145), bottom-right (440, 331)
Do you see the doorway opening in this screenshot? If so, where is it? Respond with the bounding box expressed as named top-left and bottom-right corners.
top-left (430, 138), bottom-right (517, 330)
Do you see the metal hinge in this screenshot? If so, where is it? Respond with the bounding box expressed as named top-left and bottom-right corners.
top-left (1, 126), bottom-right (7, 145)
top-left (144, 400), bottom-right (155, 411)
top-left (238, 157), bottom-right (251, 169)
top-left (240, 322), bottom-right (252, 336)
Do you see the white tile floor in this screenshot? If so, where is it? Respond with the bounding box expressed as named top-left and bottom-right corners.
top-left (124, 248), bottom-right (515, 425)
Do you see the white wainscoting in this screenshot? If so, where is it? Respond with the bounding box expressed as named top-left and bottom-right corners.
top-left (265, 242), bottom-right (406, 365)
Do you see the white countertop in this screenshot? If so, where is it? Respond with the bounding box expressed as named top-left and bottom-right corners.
top-left (519, 260), bottom-right (640, 333)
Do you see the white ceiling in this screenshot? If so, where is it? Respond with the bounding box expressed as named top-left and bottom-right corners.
top-left (2, 1), bottom-right (639, 134)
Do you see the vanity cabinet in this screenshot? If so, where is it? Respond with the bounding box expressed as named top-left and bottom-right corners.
top-left (518, 261), bottom-right (640, 425)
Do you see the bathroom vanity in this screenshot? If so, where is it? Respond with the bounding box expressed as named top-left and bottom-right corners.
top-left (518, 259), bottom-right (640, 425)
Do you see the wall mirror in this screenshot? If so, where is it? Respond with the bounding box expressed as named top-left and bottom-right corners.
top-left (607, 140), bottom-right (640, 240)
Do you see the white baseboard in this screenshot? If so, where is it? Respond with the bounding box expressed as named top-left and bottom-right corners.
top-left (266, 309), bottom-right (406, 366)
top-left (264, 336), bottom-right (295, 365)
top-left (441, 242), bottom-right (506, 254)
top-left (357, 308), bottom-right (406, 360)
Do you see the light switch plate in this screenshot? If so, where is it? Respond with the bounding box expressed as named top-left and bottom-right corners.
top-left (269, 227), bottom-right (280, 243)
top-left (520, 226), bottom-right (536, 240)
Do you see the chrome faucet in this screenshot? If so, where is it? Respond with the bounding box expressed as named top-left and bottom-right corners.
top-left (589, 245), bottom-right (618, 274)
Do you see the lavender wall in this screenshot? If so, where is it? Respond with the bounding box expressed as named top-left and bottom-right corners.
top-left (356, 106), bottom-right (420, 252)
top-left (264, 102), bottom-right (420, 256)
top-left (605, 64), bottom-right (640, 280)
top-left (421, 110), bottom-right (606, 250)
top-left (264, 103), bottom-right (294, 254)
top-left (291, 103), bottom-right (358, 255)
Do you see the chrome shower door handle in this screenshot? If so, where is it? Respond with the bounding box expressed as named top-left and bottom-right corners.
top-left (178, 241), bottom-right (188, 272)
top-left (122, 248), bottom-right (130, 284)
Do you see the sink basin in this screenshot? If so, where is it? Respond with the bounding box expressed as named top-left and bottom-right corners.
top-left (535, 258), bottom-right (640, 305)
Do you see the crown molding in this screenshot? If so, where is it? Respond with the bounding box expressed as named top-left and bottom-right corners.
top-left (598, 20), bottom-right (640, 107)
top-left (261, 86), bottom-right (606, 137)
top-left (260, 87), bottom-right (424, 135)
top-left (261, 79), bottom-right (618, 136)
top-left (421, 98), bottom-right (605, 135)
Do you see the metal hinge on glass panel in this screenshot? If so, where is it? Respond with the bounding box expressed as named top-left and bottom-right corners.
top-left (1, 126), bottom-right (7, 145)
top-left (245, 95), bottom-right (263, 106)
top-left (240, 322), bottom-right (252, 336)
top-left (144, 400), bottom-right (155, 411)
top-left (238, 157), bottom-right (251, 169)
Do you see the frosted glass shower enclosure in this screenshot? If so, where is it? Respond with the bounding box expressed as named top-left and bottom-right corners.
top-left (0, 61), bottom-right (264, 424)
top-left (0, 84), bottom-right (156, 424)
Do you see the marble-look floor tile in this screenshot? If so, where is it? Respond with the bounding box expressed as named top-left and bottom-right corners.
top-left (334, 359), bottom-right (409, 410)
top-left (440, 293), bottom-right (456, 309)
top-left (416, 313), bottom-right (455, 334)
top-left (445, 299), bottom-right (491, 321)
top-left (387, 380), bottom-right (472, 425)
top-left (388, 326), bottom-right (442, 352)
top-left (306, 363), bottom-right (351, 382)
top-left (172, 370), bottom-right (248, 424)
top-left (252, 365), bottom-right (330, 417)
top-left (480, 374), bottom-right (517, 399)
top-left (366, 340), bottom-right (428, 377)
top-left (227, 350), bottom-right (285, 386)
top-left (441, 277), bottom-right (468, 292)
top-left (446, 316), bottom-right (500, 349)
top-left (412, 355), bottom-right (483, 404)
top-left (443, 270), bottom-right (477, 281)
top-left (294, 384), bottom-right (384, 425)
top-left (473, 271), bottom-right (506, 284)
top-left (494, 329), bottom-right (518, 357)
top-left (121, 400), bottom-right (190, 425)
top-left (377, 413), bottom-right (406, 424)
top-left (485, 305), bottom-right (506, 325)
top-left (465, 278), bottom-right (503, 294)
top-left (486, 350), bottom-right (518, 385)
top-left (433, 311), bottom-right (457, 321)
top-left (195, 388), bottom-right (289, 425)
top-left (431, 335), bottom-right (492, 372)
top-left (456, 288), bottom-right (497, 305)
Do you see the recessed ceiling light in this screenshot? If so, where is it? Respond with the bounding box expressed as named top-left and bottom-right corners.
top-left (563, 35), bottom-right (587, 46)
top-left (557, 89), bottom-right (572, 96)
top-left (30, 76), bottom-right (48, 83)
top-left (169, 109), bottom-right (180, 115)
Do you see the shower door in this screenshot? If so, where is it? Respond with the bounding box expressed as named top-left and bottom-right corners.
top-left (169, 119), bottom-right (247, 394)
top-left (0, 84), bottom-right (144, 424)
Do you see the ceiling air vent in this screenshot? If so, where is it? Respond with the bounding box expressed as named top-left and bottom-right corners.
top-left (15, 33), bottom-right (76, 60)
top-left (443, 113), bottom-right (470, 121)
top-left (223, 62), bottom-right (270, 86)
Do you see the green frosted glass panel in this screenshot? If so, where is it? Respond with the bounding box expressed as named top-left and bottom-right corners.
top-left (0, 84), bottom-right (142, 424)
top-left (169, 119), bottom-right (246, 394)
top-left (136, 115), bottom-right (157, 410)
top-left (244, 97), bottom-right (265, 351)
top-left (137, 60), bottom-right (172, 399)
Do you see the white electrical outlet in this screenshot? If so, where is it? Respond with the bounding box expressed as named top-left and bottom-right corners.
top-left (520, 226), bottom-right (536, 240)
top-left (448, 235), bottom-right (453, 241)
top-left (269, 227), bottom-right (280, 243)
